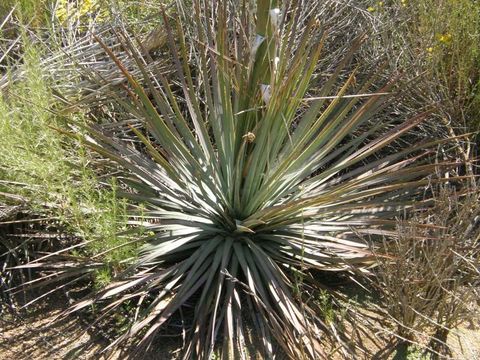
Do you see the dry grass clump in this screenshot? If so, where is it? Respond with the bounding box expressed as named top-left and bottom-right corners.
top-left (372, 182), bottom-right (480, 358)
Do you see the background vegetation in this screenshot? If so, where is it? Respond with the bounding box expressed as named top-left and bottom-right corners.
top-left (1, 0), bottom-right (479, 359)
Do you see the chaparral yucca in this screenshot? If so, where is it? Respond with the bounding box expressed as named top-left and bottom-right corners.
top-left (44, 0), bottom-right (460, 358)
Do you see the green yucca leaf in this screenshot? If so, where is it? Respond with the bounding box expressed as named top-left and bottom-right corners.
top-left (32, 1), bottom-right (466, 359)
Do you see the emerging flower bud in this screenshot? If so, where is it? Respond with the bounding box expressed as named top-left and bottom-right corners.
top-left (243, 132), bottom-right (256, 143)
top-left (269, 8), bottom-right (281, 31)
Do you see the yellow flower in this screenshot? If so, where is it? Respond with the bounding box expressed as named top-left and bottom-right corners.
top-left (367, 6), bottom-right (376, 12)
top-left (378, 1), bottom-right (384, 6)
top-left (401, 0), bottom-right (408, 7)
top-left (55, 0), bottom-right (107, 24)
top-left (426, 47), bottom-right (434, 53)
top-left (81, 0), bottom-right (95, 14)
top-left (437, 33), bottom-right (453, 44)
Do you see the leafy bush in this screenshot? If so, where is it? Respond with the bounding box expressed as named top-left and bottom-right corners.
top-left (413, 0), bottom-right (480, 130)
top-left (363, 0), bottom-right (480, 132)
top-left (0, 41), bottom-right (134, 285)
top-left (0, 44), bottom-right (68, 204)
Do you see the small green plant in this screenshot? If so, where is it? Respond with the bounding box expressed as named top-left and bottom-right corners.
top-left (318, 289), bottom-right (335, 324)
top-left (94, 267), bottom-right (112, 289)
top-left (393, 345), bottom-right (427, 360)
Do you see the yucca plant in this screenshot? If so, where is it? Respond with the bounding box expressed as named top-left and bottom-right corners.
top-left (23, 0), bottom-right (465, 358)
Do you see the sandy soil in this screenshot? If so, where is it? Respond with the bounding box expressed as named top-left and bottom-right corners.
top-left (447, 325), bottom-right (480, 360)
top-left (0, 294), bottom-right (180, 360)
top-left (1, 296), bottom-right (479, 360)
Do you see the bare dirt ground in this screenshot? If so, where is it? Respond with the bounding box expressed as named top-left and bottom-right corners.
top-left (0, 293), bottom-right (181, 360)
top-left (1, 295), bottom-right (479, 360)
top-left (447, 325), bottom-right (480, 360)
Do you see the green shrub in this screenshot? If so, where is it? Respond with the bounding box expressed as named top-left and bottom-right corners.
top-left (365, 0), bottom-right (480, 131)
top-left (0, 42), bottom-right (135, 272)
top-left (0, 0), bottom-right (50, 27)
top-left (414, 0), bottom-right (480, 130)
top-left (0, 44), bottom-right (67, 201)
